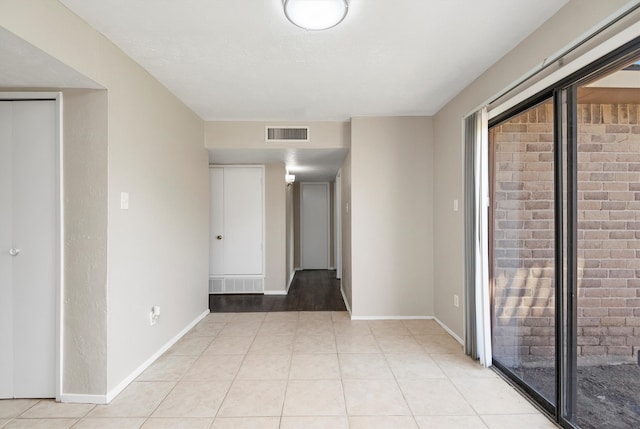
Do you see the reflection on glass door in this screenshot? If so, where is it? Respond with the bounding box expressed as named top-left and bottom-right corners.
top-left (490, 98), bottom-right (557, 406)
top-left (572, 61), bottom-right (640, 429)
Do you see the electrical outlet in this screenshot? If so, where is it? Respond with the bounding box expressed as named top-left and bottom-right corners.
top-left (453, 294), bottom-right (460, 308)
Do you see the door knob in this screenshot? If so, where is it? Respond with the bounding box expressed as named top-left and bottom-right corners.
top-left (216, 235), bottom-right (223, 240)
top-left (9, 248), bottom-right (20, 256)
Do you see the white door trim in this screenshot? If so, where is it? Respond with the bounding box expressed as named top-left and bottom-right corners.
top-left (300, 182), bottom-right (331, 270)
top-left (0, 92), bottom-right (63, 400)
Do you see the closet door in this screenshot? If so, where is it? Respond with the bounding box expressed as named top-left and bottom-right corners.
top-left (0, 100), bottom-right (57, 399)
top-left (223, 167), bottom-right (263, 275)
top-left (209, 166), bottom-right (263, 277)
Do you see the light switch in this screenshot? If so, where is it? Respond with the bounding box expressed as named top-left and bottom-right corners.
top-left (120, 192), bottom-right (129, 210)
top-left (453, 199), bottom-right (459, 212)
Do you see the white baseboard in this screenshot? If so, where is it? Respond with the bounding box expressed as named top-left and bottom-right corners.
top-left (103, 309), bottom-right (210, 404)
top-left (345, 313), bottom-right (464, 346)
top-left (286, 269), bottom-right (296, 292)
top-left (434, 317), bottom-right (465, 345)
top-left (350, 315), bottom-right (434, 320)
top-left (340, 286), bottom-right (352, 316)
top-left (264, 290), bottom-right (287, 295)
top-left (60, 393), bottom-right (108, 405)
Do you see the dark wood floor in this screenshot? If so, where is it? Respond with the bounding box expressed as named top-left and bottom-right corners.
top-left (209, 270), bottom-right (347, 312)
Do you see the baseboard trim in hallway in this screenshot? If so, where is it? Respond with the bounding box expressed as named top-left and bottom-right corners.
top-left (340, 285), bottom-right (351, 316)
top-left (100, 309), bottom-right (209, 405)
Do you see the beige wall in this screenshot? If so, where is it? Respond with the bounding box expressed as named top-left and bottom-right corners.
top-left (432, 0), bottom-right (631, 338)
top-left (62, 89), bottom-right (108, 394)
top-left (351, 117), bottom-right (434, 317)
top-left (0, 0), bottom-right (209, 397)
top-left (265, 163), bottom-right (287, 292)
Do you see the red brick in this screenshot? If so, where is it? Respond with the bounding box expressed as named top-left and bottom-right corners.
top-left (627, 336), bottom-right (640, 346)
top-left (581, 346), bottom-right (607, 355)
top-left (530, 346), bottom-right (555, 356)
top-left (582, 308), bottom-right (608, 317)
top-left (578, 317), bottom-right (602, 327)
top-left (606, 125), bottom-right (631, 133)
top-left (582, 327), bottom-right (608, 336)
top-left (601, 336), bottom-right (626, 346)
top-left (608, 309), bottom-right (633, 317)
top-left (606, 346), bottom-right (632, 356)
top-left (578, 336), bottom-right (600, 345)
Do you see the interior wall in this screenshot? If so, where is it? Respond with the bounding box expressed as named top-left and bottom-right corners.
top-left (286, 180), bottom-right (295, 288)
top-left (351, 117), bottom-right (434, 317)
top-left (0, 0), bottom-right (210, 396)
top-left (340, 152), bottom-right (353, 311)
top-left (432, 0), bottom-right (631, 338)
top-left (61, 89), bottom-right (108, 395)
top-left (265, 163), bottom-right (287, 292)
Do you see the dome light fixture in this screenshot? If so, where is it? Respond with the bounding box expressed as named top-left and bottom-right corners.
top-left (283, 0), bottom-right (349, 31)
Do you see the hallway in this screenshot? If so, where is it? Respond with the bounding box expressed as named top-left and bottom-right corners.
top-left (209, 270), bottom-right (347, 313)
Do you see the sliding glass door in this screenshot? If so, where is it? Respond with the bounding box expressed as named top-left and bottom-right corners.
top-left (489, 43), bottom-right (640, 429)
top-left (571, 61), bottom-right (640, 429)
top-left (490, 98), bottom-right (557, 409)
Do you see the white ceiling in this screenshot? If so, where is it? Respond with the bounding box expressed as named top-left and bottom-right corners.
top-left (2, 1), bottom-right (570, 182)
top-left (57, 0), bottom-right (568, 121)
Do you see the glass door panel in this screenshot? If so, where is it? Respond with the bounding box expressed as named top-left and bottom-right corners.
top-left (491, 98), bottom-right (557, 405)
top-left (573, 60), bottom-right (640, 429)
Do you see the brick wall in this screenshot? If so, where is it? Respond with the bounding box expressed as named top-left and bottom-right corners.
top-left (492, 101), bottom-right (640, 364)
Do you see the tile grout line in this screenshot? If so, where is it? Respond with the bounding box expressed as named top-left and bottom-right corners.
top-left (412, 324), bottom-right (491, 429)
top-left (212, 312), bottom-right (265, 425)
top-left (138, 323), bottom-right (215, 428)
top-left (277, 313), bottom-right (299, 429)
top-left (375, 321), bottom-right (419, 425)
top-left (333, 317), bottom-right (351, 426)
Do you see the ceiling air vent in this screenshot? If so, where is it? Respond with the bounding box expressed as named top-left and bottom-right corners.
top-left (265, 126), bottom-right (309, 142)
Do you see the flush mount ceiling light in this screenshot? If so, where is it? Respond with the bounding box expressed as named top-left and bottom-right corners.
top-left (283, 0), bottom-right (349, 31)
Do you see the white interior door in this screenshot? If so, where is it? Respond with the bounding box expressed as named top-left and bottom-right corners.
top-left (301, 182), bottom-right (330, 270)
top-left (209, 166), bottom-right (263, 276)
top-left (0, 100), bottom-right (57, 399)
top-left (223, 167), bottom-right (263, 275)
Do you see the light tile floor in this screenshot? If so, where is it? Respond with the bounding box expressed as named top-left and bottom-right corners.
top-left (0, 312), bottom-right (558, 428)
